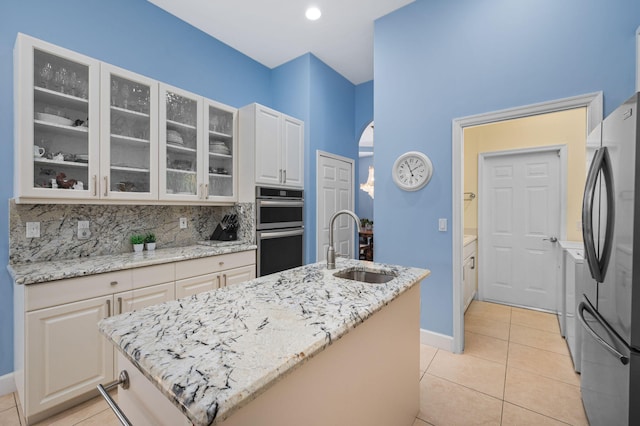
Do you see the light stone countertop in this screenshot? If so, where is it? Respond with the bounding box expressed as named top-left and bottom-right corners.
top-left (98, 258), bottom-right (430, 425)
top-left (7, 241), bottom-right (256, 285)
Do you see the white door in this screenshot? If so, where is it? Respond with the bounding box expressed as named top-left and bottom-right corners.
top-left (316, 152), bottom-right (355, 262)
top-left (480, 149), bottom-right (561, 311)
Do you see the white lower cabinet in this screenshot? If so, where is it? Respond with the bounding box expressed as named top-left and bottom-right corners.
top-left (25, 295), bottom-right (114, 418)
top-left (14, 250), bottom-right (255, 425)
top-left (462, 239), bottom-right (477, 312)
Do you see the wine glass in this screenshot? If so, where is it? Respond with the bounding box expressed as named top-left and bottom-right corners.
top-left (39, 62), bottom-right (53, 89)
top-left (111, 79), bottom-right (119, 106)
top-left (120, 83), bottom-right (130, 109)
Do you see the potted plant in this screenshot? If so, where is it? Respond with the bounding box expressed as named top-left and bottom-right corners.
top-left (130, 234), bottom-right (144, 253)
top-left (144, 232), bottom-right (156, 251)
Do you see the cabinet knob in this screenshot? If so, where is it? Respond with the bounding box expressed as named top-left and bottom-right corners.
top-left (219, 261), bottom-right (224, 266)
top-left (110, 281), bottom-right (118, 286)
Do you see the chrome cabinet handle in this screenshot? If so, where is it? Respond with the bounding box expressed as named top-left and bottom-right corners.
top-left (117, 297), bottom-right (122, 315)
top-left (97, 371), bottom-right (132, 426)
top-left (223, 273), bottom-right (227, 287)
top-left (106, 299), bottom-right (111, 317)
top-left (283, 169), bottom-right (286, 183)
top-left (279, 169), bottom-right (283, 183)
top-left (92, 175), bottom-right (97, 197)
top-left (471, 256), bottom-right (475, 269)
top-left (205, 183), bottom-right (209, 198)
top-left (103, 176), bottom-right (108, 197)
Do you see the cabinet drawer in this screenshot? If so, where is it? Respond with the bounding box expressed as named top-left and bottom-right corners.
top-left (131, 263), bottom-right (175, 289)
top-left (25, 270), bottom-right (133, 311)
top-left (175, 250), bottom-right (255, 279)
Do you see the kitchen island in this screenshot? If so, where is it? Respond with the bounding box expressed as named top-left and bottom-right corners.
top-left (99, 258), bottom-right (430, 426)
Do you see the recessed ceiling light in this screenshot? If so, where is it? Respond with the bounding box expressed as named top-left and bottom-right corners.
top-left (305, 6), bottom-right (322, 21)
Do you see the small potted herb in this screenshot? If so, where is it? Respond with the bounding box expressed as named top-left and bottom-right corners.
top-left (144, 232), bottom-right (156, 251)
top-left (130, 234), bottom-right (145, 253)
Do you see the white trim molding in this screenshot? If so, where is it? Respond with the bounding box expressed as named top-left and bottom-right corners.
top-left (420, 328), bottom-right (453, 352)
top-left (451, 91), bottom-right (603, 354)
top-left (0, 372), bottom-right (16, 396)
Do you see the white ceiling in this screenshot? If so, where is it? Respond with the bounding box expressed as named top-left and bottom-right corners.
top-left (147, 0), bottom-right (414, 85)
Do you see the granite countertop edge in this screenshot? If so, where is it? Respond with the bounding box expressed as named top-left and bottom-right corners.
top-left (7, 241), bottom-right (257, 285)
top-left (98, 259), bottom-right (431, 425)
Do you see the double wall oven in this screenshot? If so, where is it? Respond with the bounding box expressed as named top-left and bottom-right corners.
top-left (256, 186), bottom-right (304, 277)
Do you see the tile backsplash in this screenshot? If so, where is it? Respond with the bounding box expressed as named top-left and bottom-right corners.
top-left (9, 200), bottom-right (255, 264)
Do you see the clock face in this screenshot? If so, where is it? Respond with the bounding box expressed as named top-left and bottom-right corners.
top-left (392, 151), bottom-right (433, 191)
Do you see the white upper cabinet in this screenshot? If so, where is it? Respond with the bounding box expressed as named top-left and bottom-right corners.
top-left (14, 34), bottom-right (238, 204)
top-left (159, 84), bottom-right (204, 201)
top-left (239, 103), bottom-right (304, 191)
top-left (204, 99), bottom-right (237, 202)
top-left (15, 33), bottom-right (100, 201)
top-left (100, 64), bottom-right (159, 201)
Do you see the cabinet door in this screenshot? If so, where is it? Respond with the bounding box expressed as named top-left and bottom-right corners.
top-left (116, 283), bottom-right (174, 314)
top-left (15, 34), bottom-right (100, 201)
top-left (100, 64), bottom-right (159, 200)
top-left (203, 99), bottom-right (237, 201)
top-left (25, 295), bottom-right (113, 415)
top-left (281, 116), bottom-right (304, 188)
top-left (221, 264), bottom-right (256, 288)
top-left (159, 84), bottom-right (204, 201)
top-left (254, 105), bottom-right (282, 186)
top-left (175, 273), bottom-right (220, 299)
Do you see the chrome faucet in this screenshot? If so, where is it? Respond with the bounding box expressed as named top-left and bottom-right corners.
top-left (327, 209), bottom-right (361, 269)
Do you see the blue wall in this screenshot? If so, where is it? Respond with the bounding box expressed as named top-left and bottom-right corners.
top-left (273, 54), bottom-right (356, 263)
top-left (374, 0), bottom-right (640, 335)
top-left (0, 0), bottom-right (274, 377)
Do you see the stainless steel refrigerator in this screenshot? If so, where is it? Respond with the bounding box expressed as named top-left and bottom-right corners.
top-left (579, 92), bottom-right (640, 425)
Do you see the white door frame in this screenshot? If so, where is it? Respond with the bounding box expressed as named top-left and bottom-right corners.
top-left (477, 145), bottom-right (567, 304)
top-left (450, 91), bottom-right (603, 353)
top-left (315, 150), bottom-right (356, 262)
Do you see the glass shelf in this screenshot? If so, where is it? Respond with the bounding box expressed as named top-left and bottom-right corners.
top-left (34, 158), bottom-right (88, 168)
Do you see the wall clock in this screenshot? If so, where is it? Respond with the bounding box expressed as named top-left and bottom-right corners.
top-left (392, 151), bottom-right (433, 191)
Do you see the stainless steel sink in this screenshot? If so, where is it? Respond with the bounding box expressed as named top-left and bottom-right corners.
top-left (333, 268), bottom-right (396, 284)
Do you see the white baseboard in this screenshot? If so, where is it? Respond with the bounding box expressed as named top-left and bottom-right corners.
top-left (0, 372), bottom-right (16, 396)
top-left (420, 328), bottom-right (453, 352)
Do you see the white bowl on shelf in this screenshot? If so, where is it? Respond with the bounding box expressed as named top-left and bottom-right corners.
top-left (167, 130), bottom-right (183, 144)
top-left (36, 113), bottom-right (74, 126)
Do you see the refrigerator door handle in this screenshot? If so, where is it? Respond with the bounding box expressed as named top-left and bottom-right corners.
top-left (582, 148), bottom-right (603, 281)
top-left (581, 147), bottom-right (615, 283)
top-left (599, 147), bottom-right (615, 281)
top-left (578, 300), bottom-right (629, 365)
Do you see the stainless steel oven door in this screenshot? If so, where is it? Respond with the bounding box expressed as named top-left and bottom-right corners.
top-left (257, 228), bottom-right (304, 277)
top-left (256, 199), bottom-right (304, 230)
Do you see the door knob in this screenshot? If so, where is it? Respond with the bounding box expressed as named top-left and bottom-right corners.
top-left (543, 236), bottom-right (558, 243)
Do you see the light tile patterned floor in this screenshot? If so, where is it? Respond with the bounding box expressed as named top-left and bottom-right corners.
top-left (0, 300), bottom-right (587, 425)
top-left (415, 300), bottom-right (588, 426)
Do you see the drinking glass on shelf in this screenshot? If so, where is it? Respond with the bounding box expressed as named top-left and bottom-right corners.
top-left (38, 62), bottom-right (53, 89)
top-left (121, 83), bottom-right (130, 109)
top-left (69, 71), bottom-right (78, 97)
top-left (111, 79), bottom-right (119, 106)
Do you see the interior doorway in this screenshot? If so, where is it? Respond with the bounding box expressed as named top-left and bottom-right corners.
top-left (479, 146), bottom-right (564, 311)
top-left (316, 151), bottom-right (355, 262)
top-left (450, 92), bottom-right (603, 354)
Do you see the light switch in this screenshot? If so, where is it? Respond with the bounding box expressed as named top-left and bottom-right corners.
top-left (438, 218), bottom-right (447, 232)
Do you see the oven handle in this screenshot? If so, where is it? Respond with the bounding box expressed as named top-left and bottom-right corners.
top-left (259, 228), bottom-right (304, 239)
top-left (257, 200), bottom-right (304, 208)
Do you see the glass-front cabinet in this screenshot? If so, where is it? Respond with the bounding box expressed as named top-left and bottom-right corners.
top-left (15, 34), bottom-right (238, 204)
top-left (204, 99), bottom-right (237, 201)
top-left (159, 84), bottom-right (203, 201)
top-left (15, 34), bottom-right (100, 200)
top-left (100, 64), bottom-right (158, 200)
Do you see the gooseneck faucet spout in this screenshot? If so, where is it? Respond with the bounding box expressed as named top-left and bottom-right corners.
top-left (327, 209), bottom-right (361, 269)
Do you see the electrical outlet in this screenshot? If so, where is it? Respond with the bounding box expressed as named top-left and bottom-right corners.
top-left (26, 222), bottom-right (40, 238)
top-left (78, 220), bottom-right (91, 240)
top-left (438, 218), bottom-right (447, 232)
top-left (179, 217), bottom-right (188, 229)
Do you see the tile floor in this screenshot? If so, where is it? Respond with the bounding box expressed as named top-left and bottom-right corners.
top-left (414, 300), bottom-right (588, 426)
top-left (0, 300), bottom-right (588, 426)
